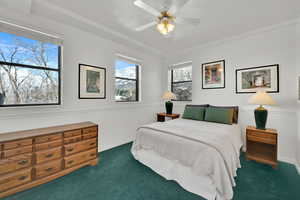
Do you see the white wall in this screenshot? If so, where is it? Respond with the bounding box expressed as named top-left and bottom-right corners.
top-left (0, 7), bottom-right (163, 151)
top-left (296, 17), bottom-right (300, 170)
top-left (165, 22), bottom-right (298, 164)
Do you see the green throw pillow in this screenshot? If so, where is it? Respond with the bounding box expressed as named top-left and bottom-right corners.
top-left (204, 107), bottom-right (234, 124)
top-left (182, 107), bottom-right (205, 121)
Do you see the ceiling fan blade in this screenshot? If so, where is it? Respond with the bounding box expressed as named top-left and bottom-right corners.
top-left (168, 0), bottom-right (191, 15)
top-left (134, 0), bottom-right (161, 16)
top-left (135, 21), bottom-right (156, 31)
top-left (176, 17), bottom-right (200, 26)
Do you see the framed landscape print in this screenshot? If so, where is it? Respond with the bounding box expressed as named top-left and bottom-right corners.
top-left (236, 64), bottom-right (279, 94)
top-left (202, 60), bottom-right (225, 89)
top-left (79, 64), bottom-right (106, 99)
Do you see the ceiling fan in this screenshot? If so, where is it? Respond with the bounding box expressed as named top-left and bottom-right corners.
top-left (133, 0), bottom-right (200, 36)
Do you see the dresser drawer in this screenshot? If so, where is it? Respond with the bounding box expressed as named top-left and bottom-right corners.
top-left (0, 168), bottom-right (32, 192)
top-left (35, 147), bottom-right (62, 164)
top-left (3, 139), bottom-right (32, 150)
top-left (64, 138), bottom-right (97, 156)
top-left (82, 127), bottom-right (97, 135)
top-left (64, 135), bottom-right (82, 144)
top-left (247, 131), bottom-right (276, 140)
top-left (3, 146), bottom-right (33, 158)
top-left (35, 133), bottom-right (62, 144)
top-left (0, 154), bottom-right (32, 175)
top-left (35, 140), bottom-right (63, 151)
top-left (64, 129), bottom-right (81, 138)
top-left (64, 149), bottom-right (97, 168)
top-left (35, 159), bottom-right (62, 179)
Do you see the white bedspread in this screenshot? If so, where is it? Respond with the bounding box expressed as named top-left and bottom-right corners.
top-left (131, 119), bottom-right (243, 200)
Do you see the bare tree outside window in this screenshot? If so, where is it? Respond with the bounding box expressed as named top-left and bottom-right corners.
top-left (0, 32), bottom-right (60, 106)
top-left (171, 66), bottom-right (192, 101)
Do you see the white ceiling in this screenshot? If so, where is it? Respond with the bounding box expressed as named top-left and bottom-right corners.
top-left (16, 0), bottom-right (300, 53)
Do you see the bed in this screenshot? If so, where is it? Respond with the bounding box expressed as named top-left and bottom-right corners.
top-left (131, 105), bottom-right (243, 200)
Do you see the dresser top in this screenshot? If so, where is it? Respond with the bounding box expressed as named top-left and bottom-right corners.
top-left (0, 121), bottom-right (97, 142)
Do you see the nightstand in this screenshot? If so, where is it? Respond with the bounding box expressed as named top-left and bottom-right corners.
top-left (157, 113), bottom-right (180, 122)
top-left (246, 126), bottom-right (278, 169)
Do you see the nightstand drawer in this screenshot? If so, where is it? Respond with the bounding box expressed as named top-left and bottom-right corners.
top-left (247, 131), bottom-right (276, 140)
top-left (247, 135), bottom-right (276, 145)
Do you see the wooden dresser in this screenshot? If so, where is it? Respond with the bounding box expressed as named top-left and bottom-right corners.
top-left (0, 121), bottom-right (98, 198)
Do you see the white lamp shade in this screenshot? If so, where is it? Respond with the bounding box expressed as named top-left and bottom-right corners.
top-left (248, 91), bottom-right (276, 106)
top-left (162, 91), bottom-right (176, 100)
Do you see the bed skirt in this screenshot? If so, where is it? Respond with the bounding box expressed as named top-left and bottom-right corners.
top-left (132, 148), bottom-right (228, 200)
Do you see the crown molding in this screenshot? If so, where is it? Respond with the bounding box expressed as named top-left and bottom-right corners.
top-left (31, 0), bottom-right (163, 57)
top-left (176, 18), bottom-right (299, 55)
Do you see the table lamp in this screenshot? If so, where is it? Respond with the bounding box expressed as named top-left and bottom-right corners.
top-left (162, 91), bottom-right (176, 114)
top-left (248, 90), bottom-right (276, 130)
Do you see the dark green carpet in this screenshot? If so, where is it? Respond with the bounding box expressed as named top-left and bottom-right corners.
top-left (3, 143), bottom-right (300, 200)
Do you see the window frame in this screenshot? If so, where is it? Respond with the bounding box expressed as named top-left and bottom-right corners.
top-left (0, 46), bottom-right (62, 107)
top-left (170, 66), bottom-right (192, 102)
top-left (115, 63), bottom-right (139, 102)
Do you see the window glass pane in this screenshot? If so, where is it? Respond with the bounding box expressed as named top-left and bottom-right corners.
top-left (172, 82), bottom-right (192, 101)
top-left (115, 79), bottom-right (137, 101)
top-left (172, 66), bottom-right (192, 82)
top-left (115, 60), bottom-right (137, 79)
top-left (0, 32), bottom-right (59, 69)
top-left (0, 65), bottom-right (59, 105)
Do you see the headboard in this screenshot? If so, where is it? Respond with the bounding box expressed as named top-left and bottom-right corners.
top-left (209, 105), bottom-right (239, 124)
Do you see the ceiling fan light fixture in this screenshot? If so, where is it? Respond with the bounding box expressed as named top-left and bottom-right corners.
top-left (156, 17), bottom-right (175, 35)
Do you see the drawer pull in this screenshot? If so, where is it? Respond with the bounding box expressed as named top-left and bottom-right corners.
top-left (45, 167), bottom-right (53, 172)
top-left (66, 148), bottom-right (74, 152)
top-left (67, 160), bottom-right (74, 164)
top-left (90, 153), bottom-right (96, 157)
top-left (45, 153), bottom-right (54, 158)
top-left (89, 142), bottom-right (95, 146)
top-left (18, 175), bottom-right (28, 181)
top-left (18, 160), bottom-right (29, 165)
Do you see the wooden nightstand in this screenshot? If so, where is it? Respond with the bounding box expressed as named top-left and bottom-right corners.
top-left (246, 126), bottom-right (278, 169)
top-left (157, 113), bottom-right (180, 122)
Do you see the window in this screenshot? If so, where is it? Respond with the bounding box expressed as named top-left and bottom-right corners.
top-left (115, 57), bottom-right (139, 102)
top-left (0, 31), bottom-right (61, 107)
top-left (170, 63), bottom-right (192, 101)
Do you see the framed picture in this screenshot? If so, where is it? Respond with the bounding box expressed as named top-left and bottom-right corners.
top-left (236, 64), bottom-right (279, 94)
top-left (202, 60), bottom-right (225, 89)
top-left (79, 64), bottom-right (106, 99)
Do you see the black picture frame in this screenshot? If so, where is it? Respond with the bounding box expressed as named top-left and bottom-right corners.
top-left (235, 64), bottom-right (279, 94)
top-left (202, 60), bottom-right (225, 89)
top-left (78, 63), bottom-right (106, 99)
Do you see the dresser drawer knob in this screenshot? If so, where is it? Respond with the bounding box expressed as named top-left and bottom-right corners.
top-left (45, 167), bottom-right (53, 172)
top-left (18, 160), bottom-right (29, 165)
top-left (18, 175), bottom-right (28, 181)
top-left (89, 142), bottom-right (95, 146)
top-left (66, 148), bottom-right (74, 152)
top-left (67, 160), bottom-right (74, 164)
top-left (45, 153), bottom-right (54, 158)
top-left (90, 153), bottom-right (96, 157)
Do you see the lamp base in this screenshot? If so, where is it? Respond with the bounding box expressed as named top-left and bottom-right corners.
top-left (254, 105), bottom-right (268, 130)
top-left (165, 101), bottom-right (173, 114)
